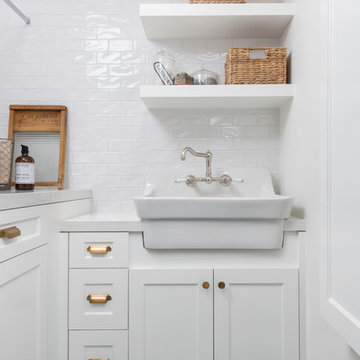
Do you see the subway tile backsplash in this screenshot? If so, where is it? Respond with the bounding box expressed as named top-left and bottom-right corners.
top-left (0, 0), bottom-right (280, 212)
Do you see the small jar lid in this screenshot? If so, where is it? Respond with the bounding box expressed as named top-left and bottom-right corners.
top-left (153, 49), bottom-right (175, 64)
top-left (192, 65), bottom-right (219, 77)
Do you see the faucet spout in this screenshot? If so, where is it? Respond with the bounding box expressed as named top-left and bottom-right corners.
top-left (181, 147), bottom-right (212, 160)
top-left (180, 147), bottom-right (213, 179)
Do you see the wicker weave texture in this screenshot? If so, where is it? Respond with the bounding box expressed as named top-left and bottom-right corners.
top-left (225, 47), bottom-right (287, 85)
top-left (0, 139), bottom-right (13, 185)
top-left (189, 0), bottom-right (246, 3)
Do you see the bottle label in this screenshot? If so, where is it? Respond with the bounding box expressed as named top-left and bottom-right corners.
top-left (15, 163), bottom-right (35, 184)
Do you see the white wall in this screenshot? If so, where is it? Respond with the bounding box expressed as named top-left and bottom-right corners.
top-left (280, 0), bottom-right (360, 359)
top-left (0, 0), bottom-right (280, 212)
top-left (2, 1), bottom-right (357, 357)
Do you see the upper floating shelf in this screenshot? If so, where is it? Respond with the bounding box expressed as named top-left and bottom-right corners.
top-left (140, 3), bottom-right (295, 39)
top-left (140, 85), bottom-right (294, 110)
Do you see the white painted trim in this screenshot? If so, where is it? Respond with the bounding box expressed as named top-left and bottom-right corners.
top-left (299, 232), bottom-right (308, 360)
top-left (320, 0), bottom-right (360, 354)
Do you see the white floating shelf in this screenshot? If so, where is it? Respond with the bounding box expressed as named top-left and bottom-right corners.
top-left (140, 85), bottom-right (294, 110)
top-left (140, 4), bottom-right (295, 39)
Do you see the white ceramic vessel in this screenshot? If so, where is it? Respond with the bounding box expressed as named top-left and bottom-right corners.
top-left (135, 168), bottom-right (293, 249)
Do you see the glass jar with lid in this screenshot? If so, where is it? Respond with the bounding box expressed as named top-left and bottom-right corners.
top-left (192, 65), bottom-right (219, 85)
top-left (153, 50), bottom-right (176, 84)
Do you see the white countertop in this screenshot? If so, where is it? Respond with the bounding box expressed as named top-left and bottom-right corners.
top-left (60, 212), bottom-right (306, 233)
top-left (60, 212), bottom-right (143, 232)
top-left (0, 188), bottom-right (92, 211)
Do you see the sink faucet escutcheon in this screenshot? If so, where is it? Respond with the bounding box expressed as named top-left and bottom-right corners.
top-left (179, 147), bottom-right (243, 187)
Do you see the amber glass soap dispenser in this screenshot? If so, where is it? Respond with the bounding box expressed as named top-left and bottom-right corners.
top-left (15, 144), bottom-right (35, 191)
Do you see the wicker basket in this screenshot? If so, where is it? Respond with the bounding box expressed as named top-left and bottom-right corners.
top-left (189, 0), bottom-right (246, 3)
top-left (225, 47), bottom-right (287, 85)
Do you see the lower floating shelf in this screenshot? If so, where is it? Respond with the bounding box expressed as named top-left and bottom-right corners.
top-left (140, 85), bottom-right (294, 110)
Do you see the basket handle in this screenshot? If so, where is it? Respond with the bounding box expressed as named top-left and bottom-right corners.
top-left (249, 49), bottom-right (267, 60)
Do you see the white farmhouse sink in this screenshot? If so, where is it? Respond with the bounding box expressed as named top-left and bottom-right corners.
top-left (134, 168), bottom-right (293, 249)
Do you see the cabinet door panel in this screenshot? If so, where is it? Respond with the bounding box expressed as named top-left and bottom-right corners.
top-left (129, 269), bottom-right (213, 360)
top-left (0, 245), bottom-right (47, 360)
top-left (214, 269), bottom-right (298, 360)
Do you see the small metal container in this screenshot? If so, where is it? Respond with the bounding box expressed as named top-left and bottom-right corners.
top-left (0, 139), bottom-right (14, 191)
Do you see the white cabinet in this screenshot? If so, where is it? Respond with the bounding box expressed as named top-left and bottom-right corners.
top-left (130, 269), bottom-right (214, 360)
top-left (0, 194), bottom-right (91, 360)
top-left (0, 245), bottom-right (47, 360)
top-left (68, 232), bottom-right (129, 359)
top-left (130, 268), bottom-right (298, 360)
top-left (214, 269), bottom-right (299, 360)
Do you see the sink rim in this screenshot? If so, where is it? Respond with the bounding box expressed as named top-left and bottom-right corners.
top-left (135, 195), bottom-right (294, 220)
top-left (135, 195), bottom-right (292, 201)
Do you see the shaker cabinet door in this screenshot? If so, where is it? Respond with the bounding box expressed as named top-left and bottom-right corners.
top-left (0, 245), bottom-right (47, 360)
top-left (214, 269), bottom-right (299, 360)
top-left (129, 269), bottom-right (213, 360)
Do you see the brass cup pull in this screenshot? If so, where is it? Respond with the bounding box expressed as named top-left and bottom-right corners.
top-left (218, 281), bottom-right (226, 289)
top-left (202, 281), bottom-right (210, 289)
top-left (87, 245), bottom-right (112, 254)
top-left (0, 226), bottom-right (21, 239)
top-left (87, 294), bottom-right (112, 304)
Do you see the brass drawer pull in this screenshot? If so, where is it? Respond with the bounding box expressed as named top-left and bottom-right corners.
top-left (0, 226), bottom-right (21, 239)
top-left (218, 281), bottom-right (226, 289)
top-left (202, 281), bottom-right (210, 289)
top-left (87, 245), bottom-right (112, 254)
top-left (87, 294), bottom-right (112, 304)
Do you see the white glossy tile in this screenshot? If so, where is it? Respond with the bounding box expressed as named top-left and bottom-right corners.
top-left (85, 40), bottom-right (108, 52)
top-left (0, 0), bottom-right (281, 211)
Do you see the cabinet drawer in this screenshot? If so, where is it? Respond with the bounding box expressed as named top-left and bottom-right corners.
top-left (69, 330), bottom-right (128, 360)
top-left (69, 269), bottom-right (128, 330)
top-left (0, 208), bottom-right (42, 263)
top-left (69, 233), bottom-right (128, 269)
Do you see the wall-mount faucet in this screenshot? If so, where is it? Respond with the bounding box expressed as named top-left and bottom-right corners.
top-left (177, 147), bottom-right (244, 187)
top-left (181, 147), bottom-right (213, 182)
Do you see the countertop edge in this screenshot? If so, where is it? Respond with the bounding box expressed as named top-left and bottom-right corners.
top-left (60, 221), bottom-right (143, 232)
top-left (0, 189), bottom-right (92, 211)
top-left (60, 213), bottom-right (306, 233)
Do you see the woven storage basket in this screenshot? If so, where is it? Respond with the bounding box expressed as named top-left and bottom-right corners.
top-left (225, 47), bottom-right (287, 85)
top-left (189, 0), bottom-right (246, 3)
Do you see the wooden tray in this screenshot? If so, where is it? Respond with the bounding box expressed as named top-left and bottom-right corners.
top-left (8, 105), bottom-right (67, 189)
